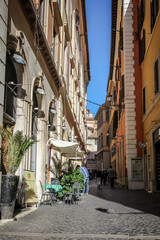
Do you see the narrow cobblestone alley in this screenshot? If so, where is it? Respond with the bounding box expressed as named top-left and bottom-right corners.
top-left (0, 180), bottom-right (160, 240)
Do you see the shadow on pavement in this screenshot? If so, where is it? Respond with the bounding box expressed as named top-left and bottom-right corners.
top-left (89, 179), bottom-right (160, 217)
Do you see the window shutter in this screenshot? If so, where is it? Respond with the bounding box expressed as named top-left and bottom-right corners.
top-left (143, 87), bottom-right (146, 114)
top-left (154, 59), bottom-right (159, 94)
top-left (139, 29), bottom-right (145, 64)
top-left (138, 2), bottom-right (141, 32)
top-left (142, 29), bottom-right (146, 61)
top-left (153, 0), bottom-right (159, 20)
top-left (151, 0), bottom-right (159, 32)
top-left (113, 111), bottom-right (118, 137)
top-left (118, 44), bottom-right (121, 66)
top-left (119, 25), bottom-right (123, 50)
top-left (121, 75), bottom-right (125, 100)
top-left (106, 111), bottom-right (109, 122)
top-left (151, 1), bottom-right (154, 32)
top-left (141, 0), bottom-right (145, 27)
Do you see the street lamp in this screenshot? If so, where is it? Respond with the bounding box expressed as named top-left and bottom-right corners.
top-left (106, 94), bottom-right (112, 103)
top-left (35, 88), bottom-right (45, 95)
top-left (11, 53), bottom-right (26, 65)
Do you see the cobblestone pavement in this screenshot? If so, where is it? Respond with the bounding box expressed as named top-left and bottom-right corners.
top-left (0, 180), bottom-right (160, 240)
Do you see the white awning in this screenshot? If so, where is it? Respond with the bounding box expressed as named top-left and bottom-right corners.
top-left (47, 138), bottom-right (79, 155)
top-left (64, 149), bottom-right (85, 158)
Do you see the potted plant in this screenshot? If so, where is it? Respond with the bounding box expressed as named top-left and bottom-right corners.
top-left (58, 169), bottom-right (85, 199)
top-left (0, 125), bottom-right (36, 219)
top-left (50, 153), bottom-right (70, 180)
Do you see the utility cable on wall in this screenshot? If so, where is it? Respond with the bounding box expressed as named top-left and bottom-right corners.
top-left (65, 88), bottom-right (112, 110)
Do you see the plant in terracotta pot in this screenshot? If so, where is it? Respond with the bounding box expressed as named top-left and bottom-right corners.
top-left (0, 125), bottom-right (36, 219)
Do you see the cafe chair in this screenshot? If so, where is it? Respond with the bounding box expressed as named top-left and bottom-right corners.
top-left (63, 182), bottom-right (81, 205)
top-left (39, 180), bottom-right (56, 206)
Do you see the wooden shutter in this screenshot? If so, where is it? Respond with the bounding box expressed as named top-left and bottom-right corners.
top-left (151, 1), bottom-right (154, 32)
top-left (138, 2), bottom-right (141, 32)
top-left (141, 0), bottom-right (145, 26)
top-left (154, 59), bottom-right (159, 94)
top-left (143, 87), bottom-right (146, 114)
top-left (139, 29), bottom-right (145, 64)
top-left (113, 111), bottom-right (118, 137)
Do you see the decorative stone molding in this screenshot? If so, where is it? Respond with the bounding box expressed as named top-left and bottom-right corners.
top-left (123, 0), bottom-right (137, 186)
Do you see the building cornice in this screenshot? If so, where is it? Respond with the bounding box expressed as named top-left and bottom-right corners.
top-left (81, 0), bottom-right (90, 84)
top-left (107, 0), bottom-right (118, 91)
top-left (20, 0), bottom-right (62, 89)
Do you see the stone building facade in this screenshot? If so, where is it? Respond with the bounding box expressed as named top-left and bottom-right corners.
top-left (0, 0), bottom-right (90, 201)
top-left (107, 0), bottom-right (143, 189)
top-left (107, 0), bottom-right (160, 191)
top-left (140, 0), bottom-right (160, 192)
top-left (86, 110), bottom-right (97, 171)
top-left (95, 105), bottom-right (110, 172)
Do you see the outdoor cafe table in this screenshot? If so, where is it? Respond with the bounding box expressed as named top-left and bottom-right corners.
top-left (43, 184), bottom-right (62, 192)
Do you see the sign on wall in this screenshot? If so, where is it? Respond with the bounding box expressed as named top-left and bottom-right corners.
top-left (131, 158), bottom-right (143, 180)
top-left (23, 170), bottom-right (38, 206)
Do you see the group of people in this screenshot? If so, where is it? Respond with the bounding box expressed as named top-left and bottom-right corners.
top-left (75, 165), bottom-right (117, 195)
top-left (96, 166), bottom-right (117, 189)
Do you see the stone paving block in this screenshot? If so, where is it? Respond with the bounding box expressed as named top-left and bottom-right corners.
top-left (0, 181), bottom-right (160, 240)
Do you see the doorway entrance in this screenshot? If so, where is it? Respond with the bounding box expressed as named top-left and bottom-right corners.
top-left (155, 141), bottom-right (160, 190)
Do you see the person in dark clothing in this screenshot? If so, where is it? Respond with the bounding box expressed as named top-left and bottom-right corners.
top-left (96, 170), bottom-right (102, 188)
top-left (103, 170), bottom-right (108, 185)
top-left (107, 166), bottom-right (116, 188)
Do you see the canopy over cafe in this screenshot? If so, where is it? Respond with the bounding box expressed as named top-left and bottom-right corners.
top-left (23, 139), bottom-right (85, 206)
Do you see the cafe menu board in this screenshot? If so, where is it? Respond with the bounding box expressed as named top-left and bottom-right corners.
top-left (23, 170), bottom-right (38, 205)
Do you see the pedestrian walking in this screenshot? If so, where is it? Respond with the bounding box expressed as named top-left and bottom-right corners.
top-left (96, 170), bottom-right (102, 188)
top-left (103, 170), bottom-right (108, 185)
top-left (76, 165), bottom-right (89, 194)
top-left (107, 166), bottom-right (116, 188)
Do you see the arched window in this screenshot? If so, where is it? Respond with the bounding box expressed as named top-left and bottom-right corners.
top-left (48, 100), bottom-right (57, 137)
top-left (4, 53), bottom-right (17, 124)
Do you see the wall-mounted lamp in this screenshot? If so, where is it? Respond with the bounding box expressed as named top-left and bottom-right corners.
top-left (48, 125), bottom-right (56, 131)
top-left (80, 32), bottom-right (87, 37)
top-left (110, 64), bottom-right (121, 69)
top-left (35, 88), bottom-right (45, 95)
top-left (106, 94), bottom-right (112, 103)
top-left (139, 142), bottom-right (146, 148)
top-left (115, 135), bottom-right (123, 138)
top-left (34, 107), bottom-right (40, 111)
top-left (7, 82), bottom-right (32, 86)
top-left (11, 53), bottom-right (26, 65)
top-left (49, 108), bottom-right (57, 114)
top-left (33, 107), bottom-right (45, 118)
top-left (111, 28), bottom-right (121, 33)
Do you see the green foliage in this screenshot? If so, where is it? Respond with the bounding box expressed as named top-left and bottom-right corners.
top-left (58, 169), bottom-right (85, 198)
top-left (0, 125), bottom-right (36, 175)
top-left (50, 153), bottom-right (69, 179)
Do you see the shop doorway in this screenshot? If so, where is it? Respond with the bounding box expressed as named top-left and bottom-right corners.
top-left (155, 141), bottom-right (160, 190)
top-left (144, 147), bottom-right (148, 190)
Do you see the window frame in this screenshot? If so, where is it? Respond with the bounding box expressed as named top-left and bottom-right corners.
top-left (153, 51), bottom-right (160, 97)
top-left (142, 86), bottom-right (146, 115)
top-left (150, 0), bottom-right (159, 33)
